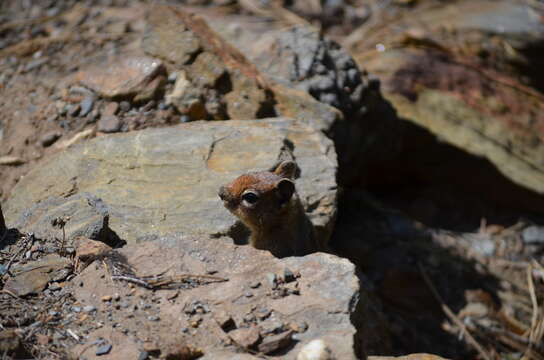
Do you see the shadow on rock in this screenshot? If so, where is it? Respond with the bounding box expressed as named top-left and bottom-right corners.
top-left (331, 189), bottom-right (502, 358)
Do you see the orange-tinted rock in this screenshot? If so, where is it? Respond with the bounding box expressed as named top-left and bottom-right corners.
top-left (75, 55), bottom-right (166, 102)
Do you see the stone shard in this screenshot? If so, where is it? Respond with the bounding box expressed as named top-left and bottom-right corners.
top-left (257, 330), bottom-right (292, 354)
top-left (10, 193), bottom-right (119, 246)
top-left (4, 254), bottom-right (71, 296)
top-left (229, 326), bottom-right (261, 350)
top-left (5, 119), bottom-right (337, 247)
top-left (75, 237), bottom-right (113, 265)
top-left (74, 55), bottom-right (166, 102)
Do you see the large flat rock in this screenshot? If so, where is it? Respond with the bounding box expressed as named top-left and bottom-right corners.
top-left (67, 236), bottom-right (372, 359)
top-left (5, 119), bottom-right (336, 245)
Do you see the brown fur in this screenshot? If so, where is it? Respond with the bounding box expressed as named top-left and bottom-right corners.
top-left (218, 161), bottom-right (317, 257)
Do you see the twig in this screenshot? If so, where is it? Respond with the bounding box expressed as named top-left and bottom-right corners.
top-left (0, 289), bottom-right (21, 299)
top-left (528, 264), bottom-right (539, 341)
top-left (66, 329), bottom-right (80, 342)
top-left (523, 261), bottom-right (544, 360)
top-left (4, 233), bottom-right (34, 275)
top-left (54, 128), bottom-right (95, 149)
top-left (110, 275), bottom-right (153, 289)
top-left (111, 273), bottom-right (228, 290)
top-left (418, 263), bottom-right (493, 360)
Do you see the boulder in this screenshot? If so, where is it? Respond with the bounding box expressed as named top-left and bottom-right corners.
top-left (68, 236), bottom-right (385, 359)
top-left (142, 5), bottom-right (275, 120)
top-left (5, 119), bottom-right (337, 247)
top-left (11, 193), bottom-right (119, 245)
top-left (204, 15), bottom-right (401, 183)
top-left (352, 0), bottom-right (544, 194)
top-left (140, 5), bottom-right (401, 183)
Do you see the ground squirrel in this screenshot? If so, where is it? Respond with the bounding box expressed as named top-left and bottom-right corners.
top-left (218, 160), bottom-right (318, 257)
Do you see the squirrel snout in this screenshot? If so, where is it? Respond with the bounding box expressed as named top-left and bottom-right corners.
top-left (218, 186), bottom-right (228, 201)
top-left (217, 186), bottom-right (231, 203)
top-left (218, 186), bottom-right (235, 210)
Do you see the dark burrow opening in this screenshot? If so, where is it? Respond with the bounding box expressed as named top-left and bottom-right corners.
top-left (363, 119), bottom-right (544, 233)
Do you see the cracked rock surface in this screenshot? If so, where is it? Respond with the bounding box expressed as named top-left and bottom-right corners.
top-left (5, 119), bottom-right (337, 246)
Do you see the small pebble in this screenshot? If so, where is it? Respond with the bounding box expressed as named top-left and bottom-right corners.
top-left (119, 101), bottom-right (131, 113)
top-left (101, 295), bottom-right (112, 302)
top-left (96, 344), bottom-right (112, 356)
top-left (40, 131), bottom-right (61, 147)
top-left (46, 114), bottom-right (58, 122)
top-left (70, 86), bottom-right (94, 96)
top-left (102, 102), bottom-right (119, 116)
top-left (143, 342), bottom-right (159, 352)
top-left (148, 315), bottom-right (160, 322)
top-left (522, 226), bottom-right (544, 244)
top-left (89, 108), bottom-right (100, 122)
top-left (121, 302), bottom-right (130, 309)
top-left (245, 291), bottom-right (254, 298)
top-left (71, 306), bottom-right (81, 313)
top-left (167, 72), bottom-right (178, 83)
top-left (68, 104), bottom-right (81, 117)
top-left (58, 105), bottom-right (68, 116)
top-left (83, 305), bottom-right (96, 313)
top-left (97, 115), bottom-right (121, 133)
top-left (80, 96), bottom-right (94, 117)
top-left (296, 339), bottom-right (332, 360)
top-left (141, 100), bottom-right (155, 112)
top-left (138, 351), bottom-right (149, 360)
top-left (249, 281), bottom-right (261, 289)
top-left (290, 320), bottom-right (308, 333)
top-left (265, 273), bottom-right (277, 288)
top-left (284, 268), bottom-right (295, 283)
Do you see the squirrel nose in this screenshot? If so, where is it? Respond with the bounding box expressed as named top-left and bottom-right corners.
top-left (218, 186), bottom-right (227, 201)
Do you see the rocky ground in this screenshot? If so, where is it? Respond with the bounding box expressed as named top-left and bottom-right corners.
top-left (1, 0), bottom-right (544, 359)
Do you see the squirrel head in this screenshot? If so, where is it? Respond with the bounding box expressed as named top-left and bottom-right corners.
top-left (218, 161), bottom-right (297, 230)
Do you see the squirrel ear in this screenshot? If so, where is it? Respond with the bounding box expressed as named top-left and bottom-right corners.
top-left (275, 178), bottom-right (295, 204)
top-left (273, 160), bottom-right (297, 179)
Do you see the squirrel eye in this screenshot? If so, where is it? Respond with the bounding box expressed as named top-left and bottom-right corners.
top-left (242, 191), bottom-right (259, 205)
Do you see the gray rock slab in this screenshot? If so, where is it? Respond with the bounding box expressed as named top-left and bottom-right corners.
top-left (11, 193), bottom-right (114, 244)
top-left (5, 119), bottom-right (336, 245)
top-left (4, 254), bottom-right (71, 296)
